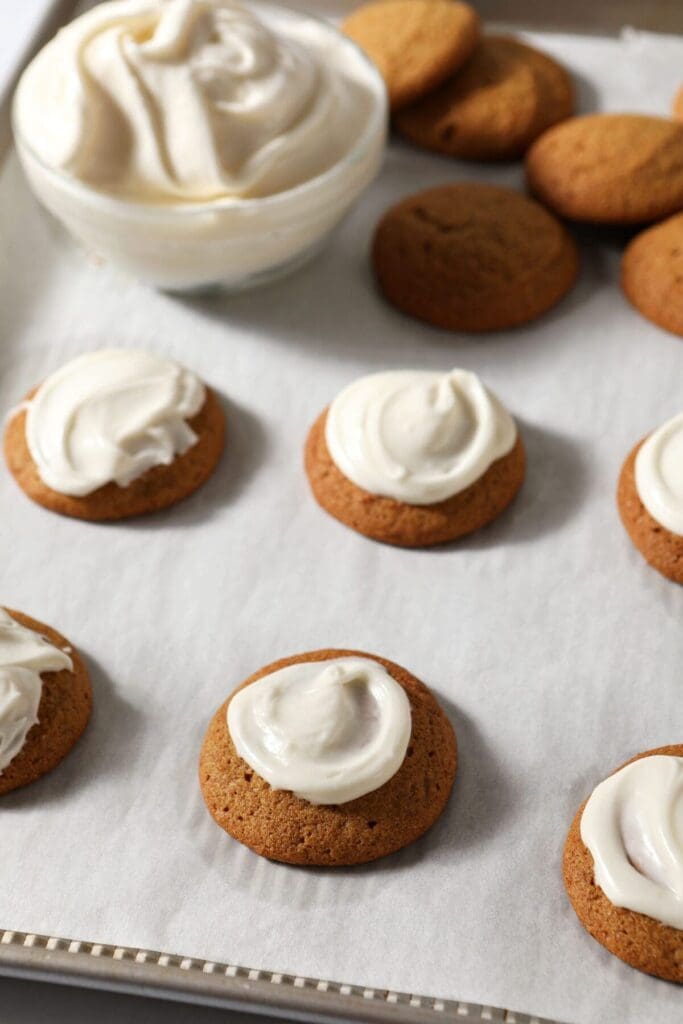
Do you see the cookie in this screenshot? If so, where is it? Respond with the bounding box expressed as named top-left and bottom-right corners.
top-left (199, 649), bottom-right (457, 866)
top-left (621, 212), bottom-right (683, 337)
top-left (372, 183), bottom-right (579, 332)
top-left (563, 744), bottom-right (683, 983)
top-left (395, 35), bottom-right (574, 161)
top-left (673, 85), bottom-right (683, 121)
top-left (4, 352), bottom-right (226, 522)
top-left (526, 113), bottom-right (683, 224)
top-left (305, 409), bottom-right (525, 548)
top-left (0, 609), bottom-right (92, 796)
top-left (617, 436), bottom-right (683, 584)
top-left (342, 0), bottom-right (479, 112)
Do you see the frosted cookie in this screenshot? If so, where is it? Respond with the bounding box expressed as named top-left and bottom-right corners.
top-left (526, 114), bottom-right (683, 224)
top-left (200, 649), bottom-right (457, 865)
top-left (618, 414), bottom-right (683, 584)
top-left (621, 212), bottom-right (683, 337)
top-left (305, 368), bottom-right (525, 547)
top-left (564, 745), bottom-right (683, 982)
top-left (4, 349), bottom-right (225, 521)
top-left (372, 183), bottom-right (579, 332)
top-left (0, 608), bottom-right (91, 795)
top-left (342, 0), bottom-right (479, 112)
top-left (395, 35), bottom-right (574, 161)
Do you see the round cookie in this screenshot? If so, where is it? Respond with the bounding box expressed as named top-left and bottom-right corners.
top-left (342, 0), bottom-right (479, 112)
top-left (200, 649), bottom-right (457, 866)
top-left (0, 609), bottom-right (92, 796)
top-left (372, 183), bottom-right (579, 332)
top-left (4, 386), bottom-right (225, 522)
top-left (617, 438), bottom-right (683, 584)
top-left (395, 35), bottom-right (574, 161)
top-left (305, 408), bottom-right (525, 547)
top-left (563, 744), bottom-right (683, 983)
top-left (621, 212), bottom-right (683, 337)
top-left (526, 113), bottom-right (683, 224)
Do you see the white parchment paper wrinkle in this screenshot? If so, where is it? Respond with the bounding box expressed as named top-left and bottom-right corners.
top-left (1, 17), bottom-right (682, 1024)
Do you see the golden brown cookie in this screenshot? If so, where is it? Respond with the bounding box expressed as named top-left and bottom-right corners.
top-left (305, 409), bottom-right (525, 547)
top-left (0, 609), bottom-right (92, 796)
top-left (617, 438), bottom-right (683, 584)
top-left (395, 35), bottom-right (574, 161)
top-left (4, 386), bottom-right (225, 522)
top-left (372, 183), bottom-right (579, 332)
top-left (621, 212), bottom-right (683, 337)
top-left (200, 649), bottom-right (457, 866)
top-left (342, 0), bottom-right (479, 112)
top-left (673, 86), bottom-right (683, 121)
top-left (563, 744), bottom-right (683, 983)
top-left (526, 113), bottom-right (683, 224)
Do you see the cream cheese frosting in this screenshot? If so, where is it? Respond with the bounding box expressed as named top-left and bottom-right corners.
top-left (580, 755), bottom-right (683, 931)
top-left (635, 411), bottom-right (683, 536)
top-left (0, 610), bottom-right (73, 773)
top-left (24, 349), bottom-right (205, 497)
top-left (14, 0), bottom-right (378, 202)
top-left (325, 369), bottom-right (517, 506)
top-left (227, 657), bottom-right (412, 805)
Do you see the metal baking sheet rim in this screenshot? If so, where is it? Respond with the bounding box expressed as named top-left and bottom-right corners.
top-left (1, 1), bottom-right (681, 1022)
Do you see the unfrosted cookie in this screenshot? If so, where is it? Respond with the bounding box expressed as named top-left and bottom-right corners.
top-left (199, 649), bottom-right (457, 866)
top-left (617, 430), bottom-right (683, 584)
top-left (395, 35), bottom-right (574, 161)
top-left (305, 369), bottom-right (526, 547)
top-left (673, 85), bottom-right (683, 121)
top-left (0, 609), bottom-right (92, 796)
top-left (564, 745), bottom-right (683, 982)
top-left (621, 212), bottom-right (683, 337)
top-left (372, 183), bottom-right (579, 332)
top-left (526, 113), bottom-right (683, 224)
top-left (4, 350), bottom-right (225, 522)
top-left (342, 0), bottom-right (479, 112)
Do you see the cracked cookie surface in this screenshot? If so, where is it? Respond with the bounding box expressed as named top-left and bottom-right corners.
top-left (372, 182), bottom-right (578, 331)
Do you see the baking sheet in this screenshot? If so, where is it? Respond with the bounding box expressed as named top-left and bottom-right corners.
top-left (1, 13), bottom-right (683, 1024)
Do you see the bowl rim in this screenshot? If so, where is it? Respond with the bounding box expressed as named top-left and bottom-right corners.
top-left (12, 0), bottom-right (388, 222)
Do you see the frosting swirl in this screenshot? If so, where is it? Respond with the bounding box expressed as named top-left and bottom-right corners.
top-left (227, 657), bottom-right (412, 805)
top-left (0, 609), bottom-right (73, 773)
top-left (635, 411), bottom-right (683, 536)
top-left (24, 349), bottom-right (205, 497)
top-left (15, 0), bottom-right (378, 201)
top-left (325, 369), bottom-right (516, 505)
top-left (580, 755), bottom-right (683, 930)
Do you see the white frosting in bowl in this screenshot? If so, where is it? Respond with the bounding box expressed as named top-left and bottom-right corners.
top-left (14, 0), bottom-right (378, 203)
top-left (0, 610), bottom-right (73, 773)
top-left (227, 657), bottom-right (412, 805)
top-left (580, 755), bottom-right (683, 930)
top-left (24, 349), bottom-right (205, 496)
top-left (325, 369), bottom-right (517, 506)
top-left (635, 411), bottom-right (683, 536)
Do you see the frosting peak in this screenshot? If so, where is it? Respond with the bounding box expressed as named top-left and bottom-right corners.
top-left (24, 349), bottom-right (205, 497)
top-left (0, 610), bottom-right (73, 773)
top-left (580, 755), bottom-right (683, 930)
top-left (227, 657), bottom-right (412, 805)
top-left (325, 369), bottom-right (516, 505)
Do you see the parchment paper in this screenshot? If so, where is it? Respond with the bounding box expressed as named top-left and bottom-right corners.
top-left (1, 15), bottom-right (683, 1024)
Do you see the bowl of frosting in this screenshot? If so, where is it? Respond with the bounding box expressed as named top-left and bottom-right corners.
top-left (12, 0), bottom-right (387, 292)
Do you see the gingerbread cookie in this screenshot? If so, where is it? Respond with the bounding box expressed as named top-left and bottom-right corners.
top-left (372, 183), bottom-right (578, 332)
top-left (200, 649), bottom-right (457, 865)
top-left (395, 35), bottom-right (574, 161)
top-left (305, 369), bottom-right (525, 547)
top-left (617, 417), bottom-right (683, 584)
top-left (621, 212), bottom-right (683, 337)
top-left (526, 113), bottom-right (683, 224)
top-left (4, 349), bottom-right (225, 522)
top-left (0, 608), bottom-right (92, 796)
top-left (342, 0), bottom-right (479, 112)
top-left (564, 745), bottom-right (683, 982)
